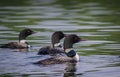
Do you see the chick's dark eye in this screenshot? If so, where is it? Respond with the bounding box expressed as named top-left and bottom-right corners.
top-left (27, 30), bottom-right (32, 34)
top-left (74, 37), bottom-right (77, 40)
top-left (27, 30), bottom-right (30, 33)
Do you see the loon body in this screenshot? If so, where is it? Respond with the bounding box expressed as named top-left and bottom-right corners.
top-left (35, 34), bottom-right (82, 65)
top-left (0, 28), bottom-right (35, 49)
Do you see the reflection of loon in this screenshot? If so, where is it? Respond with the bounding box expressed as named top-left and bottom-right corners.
top-left (37, 31), bottom-right (66, 55)
top-left (64, 63), bottom-right (77, 77)
top-left (0, 28), bottom-right (35, 49)
top-left (35, 34), bottom-right (83, 65)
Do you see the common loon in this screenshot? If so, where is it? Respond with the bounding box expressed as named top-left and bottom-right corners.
top-left (0, 28), bottom-right (35, 49)
top-left (34, 34), bottom-right (82, 65)
top-left (37, 31), bottom-right (66, 55)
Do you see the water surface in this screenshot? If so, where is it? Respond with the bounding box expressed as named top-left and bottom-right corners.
top-left (0, 0), bottom-right (120, 77)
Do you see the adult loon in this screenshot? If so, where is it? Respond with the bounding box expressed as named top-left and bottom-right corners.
top-left (34, 34), bottom-right (82, 65)
top-left (0, 28), bottom-right (35, 49)
top-left (37, 31), bottom-right (66, 55)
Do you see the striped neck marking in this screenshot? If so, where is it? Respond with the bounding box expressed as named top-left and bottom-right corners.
top-left (65, 48), bottom-right (79, 61)
top-left (66, 50), bottom-right (76, 57)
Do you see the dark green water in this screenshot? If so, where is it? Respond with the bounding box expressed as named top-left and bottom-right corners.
top-left (0, 0), bottom-right (120, 77)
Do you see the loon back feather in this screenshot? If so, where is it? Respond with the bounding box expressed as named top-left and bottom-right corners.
top-left (34, 56), bottom-right (77, 65)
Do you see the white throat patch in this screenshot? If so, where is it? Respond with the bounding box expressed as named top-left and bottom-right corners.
top-left (20, 40), bottom-right (26, 43)
top-left (54, 43), bottom-right (61, 47)
top-left (73, 53), bottom-right (80, 61)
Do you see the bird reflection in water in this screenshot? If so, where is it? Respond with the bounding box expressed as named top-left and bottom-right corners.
top-left (64, 63), bottom-right (83, 77)
top-left (12, 48), bottom-right (29, 52)
top-left (64, 63), bottom-right (77, 77)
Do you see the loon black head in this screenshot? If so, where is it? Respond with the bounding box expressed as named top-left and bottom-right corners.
top-left (63, 34), bottom-right (81, 50)
top-left (51, 31), bottom-right (66, 48)
top-left (19, 28), bottom-right (35, 42)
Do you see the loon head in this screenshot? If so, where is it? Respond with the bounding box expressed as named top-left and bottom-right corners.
top-left (19, 28), bottom-right (35, 43)
top-left (63, 34), bottom-right (83, 61)
top-left (63, 34), bottom-right (81, 50)
top-left (51, 31), bottom-right (66, 48)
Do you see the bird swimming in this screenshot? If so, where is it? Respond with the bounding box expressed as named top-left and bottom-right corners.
top-left (0, 28), bottom-right (35, 49)
top-left (37, 31), bottom-right (66, 55)
top-left (34, 34), bottom-right (83, 65)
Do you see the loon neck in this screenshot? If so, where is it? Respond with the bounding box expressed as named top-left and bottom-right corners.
top-left (51, 36), bottom-right (60, 48)
top-left (65, 48), bottom-right (79, 61)
top-left (65, 48), bottom-right (73, 53)
top-left (19, 33), bottom-right (26, 42)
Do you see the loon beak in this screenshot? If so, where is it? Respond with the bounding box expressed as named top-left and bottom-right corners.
top-left (81, 39), bottom-right (86, 41)
top-left (32, 31), bottom-right (37, 34)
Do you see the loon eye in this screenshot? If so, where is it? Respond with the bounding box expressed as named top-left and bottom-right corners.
top-left (74, 37), bottom-right (80, 42)
top-left (74, 36), bottom-right (77, 40)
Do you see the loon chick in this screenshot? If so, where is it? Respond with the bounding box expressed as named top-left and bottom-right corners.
top-left (34, 34), bottom-right (82, 65)
top-left (37, 31), bottom-right (66, 55)
top-left (0, 28), bottom-right (35, 49)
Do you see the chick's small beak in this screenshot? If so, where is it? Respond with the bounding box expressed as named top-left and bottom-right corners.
top-left (32, 31), bottom-right (37, 34)
top-left (81, 39), bottom-right (86, 41)
top-left (79, 37), bottom-right (86, 42)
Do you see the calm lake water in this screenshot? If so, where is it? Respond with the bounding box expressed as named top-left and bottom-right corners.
top-left (0, 0), bottom-right (120, 77)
